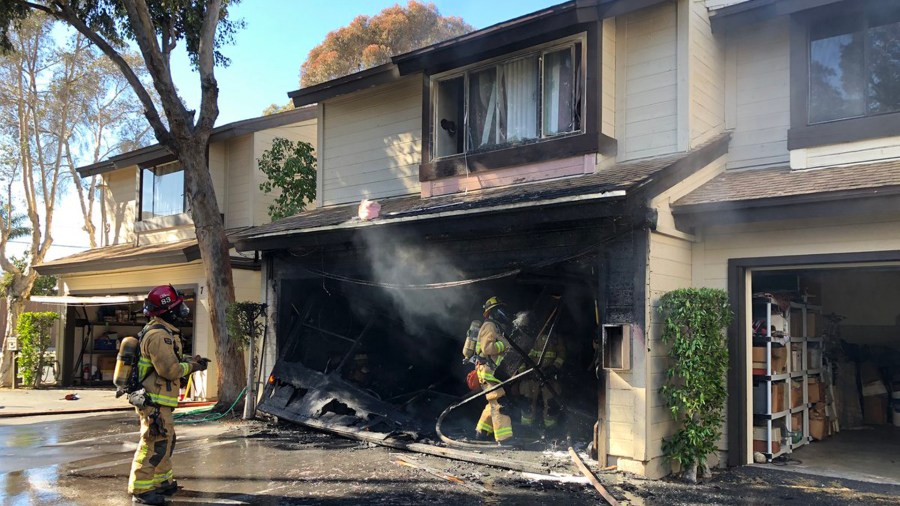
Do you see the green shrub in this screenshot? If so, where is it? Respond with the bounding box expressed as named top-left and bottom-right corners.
top-left (658, 288), bottom-right (733, 479)
top-left (16, 311), bottom-right (60, 388)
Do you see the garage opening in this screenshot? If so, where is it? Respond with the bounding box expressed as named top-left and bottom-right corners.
top-left (260, 264), bottom-right (602, 455)
top-left (749, 266), bottom-right (900, 483)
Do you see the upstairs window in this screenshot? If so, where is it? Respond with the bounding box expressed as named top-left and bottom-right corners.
top-left (808, 2), bottom-right (900, 124)
top-left (433, 41), bottom-right (584, 159)
top-left (140, 162), bottom-right (186, 220)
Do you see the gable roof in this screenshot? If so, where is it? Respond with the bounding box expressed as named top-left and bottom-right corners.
top-left (671, 158), bottom-right (900, 228)
top-left (34, 228), bottom-right (257, 276)
top-left (77, 105), bottom-right (317, 178)
top-left (234, 133), bottom-right (729, 251)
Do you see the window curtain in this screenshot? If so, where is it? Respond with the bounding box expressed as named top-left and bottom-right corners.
top-left (499, 56), bottom-right (538, 143)
top-left (468, 68), bottom-right (498, 150)
top-left (543, 47), bottom-right (575, 136)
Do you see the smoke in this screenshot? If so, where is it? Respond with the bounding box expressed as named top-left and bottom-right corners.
top-left (354, 227), bottom-right (476, 339)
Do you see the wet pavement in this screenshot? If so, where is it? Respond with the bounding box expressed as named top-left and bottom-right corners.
top-left (3, 411), bottom-right (900, 505)
top-left (0, 412), bottom-right (600, 505)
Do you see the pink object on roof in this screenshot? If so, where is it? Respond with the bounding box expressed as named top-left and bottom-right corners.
top-left (358, 199), bottom-right (381, 221)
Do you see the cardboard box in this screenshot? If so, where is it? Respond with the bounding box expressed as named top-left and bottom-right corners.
top-left (791, 381), bottom-right (803, 408)
top-left (790, 311), bottom-right (818, 337)
top-left (101, 370), bottom-right (113, 382)
top-left (752, 347), bottom-right (767, 363)
top-left (790, 344), bottom-right (803, 372)
top-left (791, 413), bottom-right (802, 430)
top-left (753, 381), bottom-right (787, 414)
top-left (860, 362), bottom-right (881, 384)
top-left (753, 439), bottom-right (782, 454)
top-left (771, 347), bottom-right (787, 374)
top-left (751, 346), bottom-right (786, 374)
top-left (807, 379), bottom-right (822, 404)
top-left (810, 417), bottom-right (826, 440)
top-left (863, 395), bottom-right (888, 425)
top-left (98, 355), bottom-right (116, 371)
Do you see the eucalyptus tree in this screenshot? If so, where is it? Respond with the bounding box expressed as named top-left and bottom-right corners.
top-left (0, 1), bottom-right (247, 407)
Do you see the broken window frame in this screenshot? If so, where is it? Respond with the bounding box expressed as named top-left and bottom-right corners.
top-left (431, 35), bottom-right (587, 161)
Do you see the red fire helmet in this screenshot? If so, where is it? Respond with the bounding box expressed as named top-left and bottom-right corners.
top-left (143, 284), bottom-right (185, 317)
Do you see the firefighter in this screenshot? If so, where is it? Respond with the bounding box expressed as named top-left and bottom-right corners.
top-left (474, 296), bottom-right (514, 444)
top-left (129, 284), bottom-right (208, 505)
top-left (518, 329), bottom-right (566, 432)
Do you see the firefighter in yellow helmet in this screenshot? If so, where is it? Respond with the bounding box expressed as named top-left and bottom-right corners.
top-left (517, 328), bottom-right (566, 432)
top-left (128, 285), bottom-right (208, 505)
top-left (473, 296), bottom-right (514, 443)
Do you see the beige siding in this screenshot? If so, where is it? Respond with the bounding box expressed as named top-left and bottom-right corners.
top-left (646, 232), bottom-right (693, 462)
top-left (616, 2), bottom-right (679, 161)
top-left (224, 134), bottom-right (254, 229)
top-left (103, 168), bottom-right (138, 245)
top-left (689, 0), bottom-right (725, 148)
top-left (252, 119), bottom-right (318, 224)
top-left (725, 18), bottom-right (791, 169)
top-left (209, 141), bottom-right (227, 212)
top-left (602, 17), bottom-right (616, 139)
top-left (321, 76), bottom-right (422, 206)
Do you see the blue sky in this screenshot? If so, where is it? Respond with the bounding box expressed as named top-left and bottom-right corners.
top-left (175, 0), bottom-right (563, 124)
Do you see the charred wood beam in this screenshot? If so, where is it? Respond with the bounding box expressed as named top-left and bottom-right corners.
top-left (334, 318), bottom-right (375, 374)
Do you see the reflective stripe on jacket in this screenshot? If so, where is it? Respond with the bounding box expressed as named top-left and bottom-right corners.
top-left (139, 317), bottom-right (194, 408)
top-left (476, 320), bottom-right (507, 385)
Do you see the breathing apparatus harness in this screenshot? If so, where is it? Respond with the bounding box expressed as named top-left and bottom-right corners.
top-left (115, 323), bottom-right (175, 436)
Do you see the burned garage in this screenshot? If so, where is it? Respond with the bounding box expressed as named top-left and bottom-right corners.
top-left (233, 137), bottom-right (730, 478)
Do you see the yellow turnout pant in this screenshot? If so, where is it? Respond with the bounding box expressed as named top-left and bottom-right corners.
top-left (128, 406), bottom-right (176, 494)
top-left (476, 386), bottom-right (513, 442)
top-left (519, 376), bottom-right (560, 428)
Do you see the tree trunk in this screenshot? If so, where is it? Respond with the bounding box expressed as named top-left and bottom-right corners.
top-left (0, 287), bottom-right (29, 387)
top-left (178, 144), bottom-right (245, 411)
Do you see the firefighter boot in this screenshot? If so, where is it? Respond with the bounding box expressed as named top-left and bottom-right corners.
top-left (132, 490), bottom-right (166, 505)
top-left (156, 480), bottom-right (179, 496)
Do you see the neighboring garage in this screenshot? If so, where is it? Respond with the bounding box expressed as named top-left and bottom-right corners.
top-left (747, 266), bottom-right (900, 483)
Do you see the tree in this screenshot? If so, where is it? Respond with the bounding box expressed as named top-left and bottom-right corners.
top-left (257, 138), bottom-right (316, 220)
top-left (300, 1), bottom-right (472, 87)
top-left (0, 15), bottom-right (82, 386)
top-left (0, 1), bottom-right (247, 410)
top-left (0, 16), bottom-right (145, 386)
top-left (15, 310), bottom-right (58, 387)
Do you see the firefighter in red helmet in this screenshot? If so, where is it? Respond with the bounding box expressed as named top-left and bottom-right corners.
top-left (128, 284), bottom-right (208, 505)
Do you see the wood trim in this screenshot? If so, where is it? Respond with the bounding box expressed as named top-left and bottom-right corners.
top-left (288, 63), bottom-right (400, 107)
top-left (787, 113), bottom-right (900, 150)
top-left (419, 134), bottom-right (602, 181)
top-left (787, 1), bottom-right (900, 149)
top-left (710, 0), bottom-right (843, 33)
top-left (673, 189), bottom-right (900, 231)
top-left (726, 259), bottom-right (746, 467)
top-left (419, 21), bottom-right (610, 182)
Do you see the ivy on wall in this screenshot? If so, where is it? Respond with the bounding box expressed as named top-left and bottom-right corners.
top-left (658, 288), bottom-right (733, 481)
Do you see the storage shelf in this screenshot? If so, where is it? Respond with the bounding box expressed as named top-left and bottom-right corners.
top-left (753, 299), bottom-right (824, 463)
top-left (754, 409), bottom-right (789, 420)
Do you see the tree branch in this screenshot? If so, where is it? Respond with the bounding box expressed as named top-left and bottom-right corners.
top-left (196, 0), bottom-right (221, 135)
top-left (45, 1), bottom-right (172, 146)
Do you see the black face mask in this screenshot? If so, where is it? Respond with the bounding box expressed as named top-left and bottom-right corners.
top-left (161, 303), bottom-right (190, 324)
top-left (489, 306), bottom-right (513, 332)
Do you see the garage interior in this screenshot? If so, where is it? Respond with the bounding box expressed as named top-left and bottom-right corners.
top-left (750, 266), bottom-right (900, 484)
